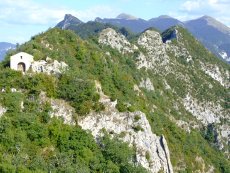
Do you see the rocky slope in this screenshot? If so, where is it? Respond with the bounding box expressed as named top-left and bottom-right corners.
top-left (98, 27), bottom-right (230, 159)
top-left (79, 82), bottom-right (173, 173)
top-left (0, 25), bottom-right (229, 172)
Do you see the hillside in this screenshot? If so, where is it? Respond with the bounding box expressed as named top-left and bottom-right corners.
top-left (0, 25), bottom-right (229, 173)
top-left (92, 14), bottom-right (230, 63)
top-left (185, 16), bottom-right (230, 63)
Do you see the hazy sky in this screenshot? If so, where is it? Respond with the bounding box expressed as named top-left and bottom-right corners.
top-left (1, 0), bottom-right (230, 43)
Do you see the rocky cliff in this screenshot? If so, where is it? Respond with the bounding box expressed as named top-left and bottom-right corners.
top-left (98, 27), bottom-right (229, 159)
top-left (79, 82), bottom-right (173, 173)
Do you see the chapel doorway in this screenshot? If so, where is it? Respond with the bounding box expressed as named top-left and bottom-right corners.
top-left (17, 62), bottom-right (26, 72)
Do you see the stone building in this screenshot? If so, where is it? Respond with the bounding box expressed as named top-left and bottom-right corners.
top-left (10, 52), bottom-right (68, 75)
top-left (10, 52), bottom-right (34, 72)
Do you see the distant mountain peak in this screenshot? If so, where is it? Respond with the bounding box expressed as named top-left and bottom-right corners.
top-left (64, 14), bottom-right (75, 20)
top-left (200, 15), bottom-right (214, 20)
top-left (197, 15), bottom-right (230, 34)
top-left (116, 13), bottom-right (138, 20)
top-left (56, 14), bottom-right (83, 30)
top-left (158, 15), bottom-right (172, 19)
top-left (148, 15), bottom-right (181, 22)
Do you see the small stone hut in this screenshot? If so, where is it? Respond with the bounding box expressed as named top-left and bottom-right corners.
top-left (10, 52), bottom-right (34, 72)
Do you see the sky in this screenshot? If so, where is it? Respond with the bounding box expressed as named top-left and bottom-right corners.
top-left (0, 0), bottom-right (230, 44)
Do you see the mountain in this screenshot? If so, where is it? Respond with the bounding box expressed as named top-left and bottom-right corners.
top-left (95, 14), bottom-right (184, 33)
top-left (95, 14), bottom-right (230, 63)
top-left (56, 15), bottom-right (135, 40)
top-left (148, 15), bottom-right (184, 32)
top-left (185, 15), bottom-right (230, 63)
top-left (116, 13), bottom-right (139, 20)
top-left (0, 24), bottom-right (229, 172)
top-left (95, 13), bottom-right (149, 33)
top-left (0, 42), bottom-right (15, 61)
top-left (56, 14), bottom-right (83, 29)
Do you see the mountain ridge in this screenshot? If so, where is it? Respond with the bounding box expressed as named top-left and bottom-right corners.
top-left (0, 13), bottom-right (229, 172)
top-left (88, 14), bottom-right (230, 63)
top-left (116, 13), bottom-right (139, 20)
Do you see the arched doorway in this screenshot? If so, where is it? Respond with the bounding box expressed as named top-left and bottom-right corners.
top-left (17, 62), bottom-right (26, 72)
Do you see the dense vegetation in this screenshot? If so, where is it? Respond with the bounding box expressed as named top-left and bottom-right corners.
top-left (0, 26), bottom-right (229, 172)
top-left (0, 113), bottom-right (146, 172)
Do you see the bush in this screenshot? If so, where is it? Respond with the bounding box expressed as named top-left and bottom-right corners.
top-left (134, 115), bottom-right (141, 122)
top-left (57, 73), bottom-right (99, 115)
top-left (116, 101), bottom-right (127, 112)
top-left (99, 133), bottom-right (148, 173)
top-left (132, 125), bottom-right (144, 132)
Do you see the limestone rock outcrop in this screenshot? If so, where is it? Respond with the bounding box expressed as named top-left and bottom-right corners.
top-left (183, 93), bottom-right (229, 152)
top-left (137, 30), bottom-right (169, 69)
top-left (200, 62), bottom-right (230, 88)
top-left (39, 92), bottom-right (75, 125)
top-left (183, 93), bottom-right (223, 125)
top-left (31, 58), bottom-right (68, 76)
top-left (139, 78), bottom-right (155, 91)
top-left (98, 28), bottom-right (137, 54)
top-left (78, 82), bottom-right (173, 173)
top-left (98, 28), bottom-right (170, 73)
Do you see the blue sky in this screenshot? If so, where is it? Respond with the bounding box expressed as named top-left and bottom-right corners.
top-left (0, 0), bottom-right (230, 43)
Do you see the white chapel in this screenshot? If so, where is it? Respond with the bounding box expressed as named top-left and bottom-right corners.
top-left (10, 52), bottom-right (34, 72)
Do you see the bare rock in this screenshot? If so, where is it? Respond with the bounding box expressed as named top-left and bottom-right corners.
top-left (200, 62), bottom-right (230, 88)
top-left (78, 82), bottom-right (173, 173)
top-left (31, 58), bottom-right (68, 76)
top-left (139, 78), bottom-right (155, 91)
top-left (39, 92), bottom-right (75, 125)
top-left (137, 30), bottom-right (169, 69)
top-left (99, 28), bottom-right (137, 54)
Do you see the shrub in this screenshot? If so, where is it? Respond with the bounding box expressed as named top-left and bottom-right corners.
top-left (132, 125), bottom-right (144, 132)
top-left (134, 115), bottom-right (141, 122)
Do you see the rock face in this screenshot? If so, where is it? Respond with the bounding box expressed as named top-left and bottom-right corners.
top-left (165, 29), bottom-right (193, 63)
top-left (78, 82), bottom-right (173, 173)
top-left (56, 14), bottom-right (83, 30)
top-left (98, 28), bottom-right (137, 54)
top-left (39, 92), bottom-right (75, 125)
top-left (200, 63), bottom-right (230, 88)
top-left (183, 93), bottom-right (229, 151)
top-left (137, 30), bottom-right (169, 69)
top-left (99, 28), bottom-right (169, 72)
top-left (183, 94), bottom-right (222, 125)
top-left (139, 78), bottom-right (155, 91)
top-left (49, 99), bottom-right (75, 125)
top-left (31, 58), bottom-right (68, 76)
